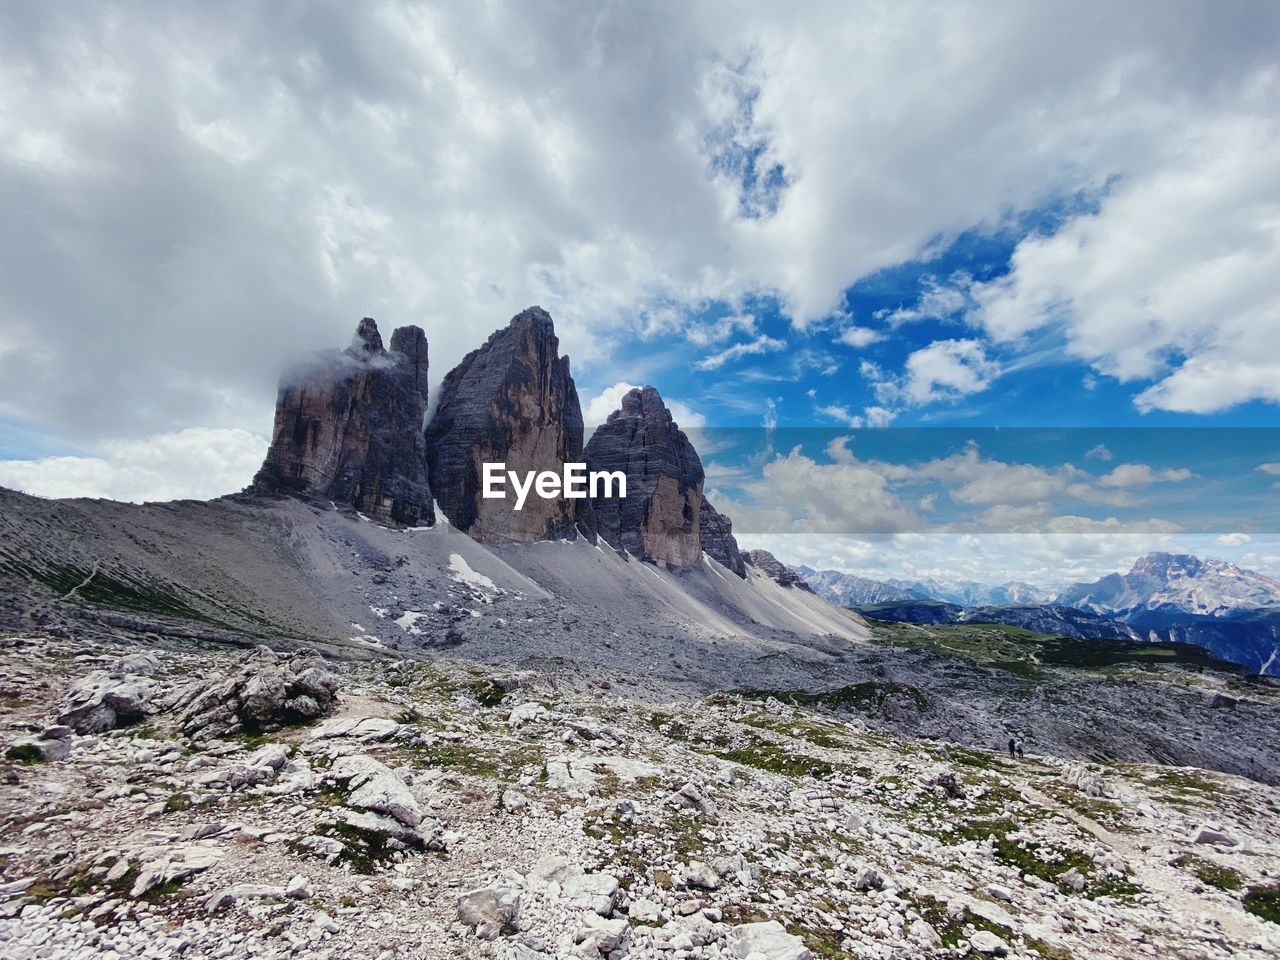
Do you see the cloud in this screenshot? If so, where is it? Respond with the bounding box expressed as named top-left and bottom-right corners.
top-left (684, 313), bottom-right (757, 347)
top-left (970, 114), bottom-right (1280, 414)
top-left (0, 428), bottom-right (266, 502)
top-left (1085, 443), bottom-right (1113, 461)
top-left (836, 325), bottom-right (882, 348)
top-left (815, 404), bottom-right (863, 428)
top-left (2, 0), bottom-right (1278, 485)
top-left (1214, 532), bottom-right (1253, 546)
top-left (876, 274), bottom-right (972, 327)
top-left (694, 334), bottom-right (787, 371)
top-left (870, 339), bottom-right (1001, 407)
top-left (1258, 463), bottom-right (1280, 476)
top-left (1096, 464), bottom-right (1193, 487)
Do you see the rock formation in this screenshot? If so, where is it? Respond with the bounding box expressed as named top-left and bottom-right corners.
top-left (745, 549), bottom-right (813, 591)
top-left (585, 385), bottom-right (744, 575)
top-left (699, 498), bottom-right (746, 577)
top-left (252, 318), bottom-right (433, 526)
top-left (425, 307), bottom-right (588, 543)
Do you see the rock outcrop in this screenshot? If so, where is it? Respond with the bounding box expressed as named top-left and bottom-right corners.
top-left (180, 646), bottom-right (341, 740)
top-left (252, 318), bottom-right (433, 526)
top-left (699, 498), bottom-right (746, 577)
top-left (425, 307), bottom-right (588, 543)
top-left (745, 550), bottom-right (813, 591)
top-left (585, 385), bottom-right (746, 573)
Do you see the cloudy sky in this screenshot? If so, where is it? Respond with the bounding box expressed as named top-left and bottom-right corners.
top-left (1, 1), bottom-right (1278, 584)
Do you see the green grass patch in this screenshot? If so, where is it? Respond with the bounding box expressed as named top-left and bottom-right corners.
top-left (1243, 885), bottom-right (1280, 924)
top-left (706, 739), bottom-right (836, 780)
top-left (1175, 854), bottom-right (1244, 892)
top-left (5, 743), bottom-right (45, 764)
top-left (735, 681), bottom-right (931, 717)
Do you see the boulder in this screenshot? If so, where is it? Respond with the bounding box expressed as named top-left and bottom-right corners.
top-left (252, 318), bottom-right (433, 526)
top-left (426, 307), bottom-right (589, 542)
top-left (584, 386), bottom-right (707, 569)
top-left (457, 885), bottom-right (521, 940)
top-left (562, 872), bottom-right (620, 916)
top-left (969, 930), bottom-right (1009, 955)
top-left (725, 920), bottom-right (811, 960)
top-left (1061, 763), bottom-right (1108, 798)
top-left (1193, 825), bottom-right (1238, 846)
top-left (8, 725), bottom-right (72, 762)
top-left (574, 916), bottom-right (628, 953)
top-left (59, 669), bottom-right (155, 734)
top-left (328, 753), bottom-right (423, 827)
top-left (683, 860), bottom-right (721, 891)
top-left (181, 646), bottom-right (340, 738)
top-left (205, 883), bottom-right (286, 913)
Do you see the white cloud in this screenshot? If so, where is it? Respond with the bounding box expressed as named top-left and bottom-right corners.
top-left (836, 325), bottom-right (882, 348)
top-left (0, 428), bottom-right (267, 502)
top-left (876, 275), bottom-right (971, 327)
top-left (971, 114), bottom-right (1280, 414)
top-left (1214, 532), bottom-right (1253, 546)
top-left (1096, 464), bottom-right (1193, 487)
top-left (694, 334), bottom-right (787, 371)
top-left (1084, 443), bottom-right (1112, 461)
top-left (1258, 463), bottom-right (1280, 476)
top-left (815, 404), bottom-right (863, 428)
top-left (874, 339), bottom-right (1001, 407)
top-left (1, 0), bottom-right (1278, 474)
top-left (586, 382), bottom-right (640, 425)
top-left (684, 313), bottom-right (757, 347)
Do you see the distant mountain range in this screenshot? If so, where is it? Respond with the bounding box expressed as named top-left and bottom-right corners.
top-left (795, 567), bottom-right (1054, 607)
top-left (797, 553), bottom-right (1280, 675)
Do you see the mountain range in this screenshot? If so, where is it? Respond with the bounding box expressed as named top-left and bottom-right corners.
top-left (2, 307), bottom-right (1277, 763)
top-left (797, 568), bottom-right (1055, 607)
top-left (799, 553), bottom-right (1280, 674)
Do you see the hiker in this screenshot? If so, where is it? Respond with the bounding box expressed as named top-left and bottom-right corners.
top-left (1015, 739), bottom-right (1025, 759)
top-left (1008, 737), bottom-right (1015, 758)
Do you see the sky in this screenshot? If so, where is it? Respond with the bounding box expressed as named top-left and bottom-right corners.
top-left (1, 1), bottom-right (1278, 586)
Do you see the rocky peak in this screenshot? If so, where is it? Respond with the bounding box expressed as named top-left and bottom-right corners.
top-left (353, 317), bottom-right (384, 353)
top-left (585, 385), bottom-right (745, 575)
top-left (745, 549), bottom-right (813, 591)
top-left (699, 497), bottom-right (746, 577)
top-left (425, 307), bottom-right (588, 542)
top-left (251, 318), bottom-right (433, 526)
top-left (1131, 552), bottom-right (1203, 581)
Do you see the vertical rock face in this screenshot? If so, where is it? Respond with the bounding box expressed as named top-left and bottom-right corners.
top-left (425, 307), bottom-right (588, 542)
top-left (252, 318), bottom-right (433, 526)
top-left (585, 385), bottom-right (743, 573)
top-left (699, 498), bottom-right (746, 577)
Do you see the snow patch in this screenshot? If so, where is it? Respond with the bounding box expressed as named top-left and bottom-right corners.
top-left (395, 611), bottom-right (428, 635)
top-left (449, 554), bottom-right (496, 592)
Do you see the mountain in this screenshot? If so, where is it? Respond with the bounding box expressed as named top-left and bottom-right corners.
top-left (854, 599), bottom-right (963, 624)
top-left (795, 567), bottom-right (921, 606)
top-left (799, 568), bottom-right (1055, 608)
top-left (425, 307), bottom-right (589, 543)
top-left (745, 550), bottom-right (813, 590)
top-left (988, 581), bottom-right (1056, 605)
top-left (960, 605), bottom-right (1140, 641)
top-left (1057, 552), bottom-right (1280, 617)
top-left (889, 576), bottom-right (1056, 606)
top-left (252, 318), bottom-right (434, 527)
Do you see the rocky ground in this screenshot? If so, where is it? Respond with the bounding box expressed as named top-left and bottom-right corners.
top-left (3, 634), bottom-right (1279, 959)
